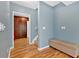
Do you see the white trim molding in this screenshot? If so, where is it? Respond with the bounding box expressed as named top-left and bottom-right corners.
top-left (12, 11), bottom-right (32, 48)
top-left (8, 48), bottom-right (12, 58)
top-left (31, 35), bottom-right (38, 44)
top-left (8, 11), bottom-right (32, 58)
top-left (38, 45), bottom-right (49, 51)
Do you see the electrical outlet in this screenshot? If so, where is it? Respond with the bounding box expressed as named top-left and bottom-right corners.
top-left (61, 26), bottom-right (66, 30)
top-left (0, 22), bottom-right (6, 31)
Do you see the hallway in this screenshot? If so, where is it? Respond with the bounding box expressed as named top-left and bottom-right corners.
top-left (0, 1), bottom-right (79, 58)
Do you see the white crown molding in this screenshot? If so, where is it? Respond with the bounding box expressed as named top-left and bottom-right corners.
top-left (44, 1), bottom-right (60, 7)
top-left (11, 1), bottom-right (77, 9)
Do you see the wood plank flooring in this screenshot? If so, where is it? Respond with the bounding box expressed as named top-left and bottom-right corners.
top-left (14, 38), bottom-right (29, 48)
top-left (10, 38), bottom-right (75, 58)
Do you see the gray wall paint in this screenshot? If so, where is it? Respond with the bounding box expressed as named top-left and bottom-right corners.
top-left (54, 2), bottom-right (79, 44)
top-left (10, 2), bottom-right (38, 48)
top-left (0, 1), bottom-right (38, 57)
top-left (38, 2), bottom-right (54, 48)
top-left (53, 3), bottom-right (65, 38)
top-left (0, 2), bottom-right (10, 58)
top-left (38, 1), bottom-right (79, 48)
top-left (1, 1), bottom-right (79, 57)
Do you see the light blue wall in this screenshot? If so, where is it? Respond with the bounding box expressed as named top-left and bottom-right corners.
top-left (38, 2), bottom-right (54, 48)
top-left (0, 1), bottom-right (38, 57)
top-left (0, 1), bottom-right (10, 58)
top-left (53, 3), bottom-right (65, 38)
top-left (1, 1), bottom-right (79, 57)
top-left (10, 2), bottom-right (38, 48)
top-left (38, 1), bottom-right (79, 48)
top-left (54, 2), bottom-right (79, 44)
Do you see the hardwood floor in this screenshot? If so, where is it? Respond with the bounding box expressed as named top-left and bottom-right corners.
top-left (10, 38), bottom-right (74, 58)
top-left (14, 38), bottom-right (29, 48)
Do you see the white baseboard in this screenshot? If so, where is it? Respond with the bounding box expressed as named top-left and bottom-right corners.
top-left (38, 45), bottom-right (49, 51)
top-left (31, 35), bottom-right (38, 44)
top-left (8, 47), bottom-right (13, 58)
top-left (28, 37), bottom-right (32, 44)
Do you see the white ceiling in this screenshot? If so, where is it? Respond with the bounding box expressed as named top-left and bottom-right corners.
top-left (44, 1), bottom-right (76, 7)
top-left (62, 1), bottom-right (76, 6)
top-left (12, 1), bottom-right (76, 9)
top-left (12, 1), bottom-right (38, 9)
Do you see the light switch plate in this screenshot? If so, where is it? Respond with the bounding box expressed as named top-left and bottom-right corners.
top-left (42, 26), bottom-right (46, 30)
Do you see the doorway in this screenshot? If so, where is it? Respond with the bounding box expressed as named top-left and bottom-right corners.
top-left (14, 16), bottom-right (29, 48)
